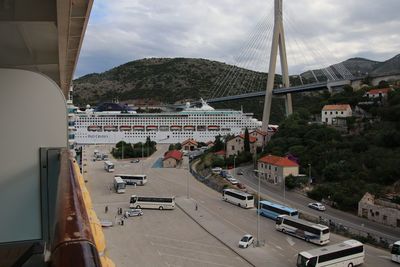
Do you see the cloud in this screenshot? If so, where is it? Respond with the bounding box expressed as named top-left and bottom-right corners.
top-left (75, 0), bottom-right (400, 77)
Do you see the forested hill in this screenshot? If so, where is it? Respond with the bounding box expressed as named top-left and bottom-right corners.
top-left (73, 55), bottom-right (400, 106)
top-left (73, 58), bottom-right (267, 105)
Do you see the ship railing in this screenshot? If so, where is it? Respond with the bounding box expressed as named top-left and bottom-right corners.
top-left (50, 149), bottom-right (101, 267)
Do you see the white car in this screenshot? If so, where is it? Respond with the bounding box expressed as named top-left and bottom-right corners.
top-left (239, 234), bottom-right (254, 248)
top-left (127, 208), bottom-right (143, 217)
top-left (308, 202), bottom-right (326, 211)
top-left (228, 178), bottom-right (239, 185)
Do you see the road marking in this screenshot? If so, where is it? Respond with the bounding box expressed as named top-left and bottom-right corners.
top-left (286, 236), bottom-right (295, 246)
top-left (158, 252), bottom-right (233, 267)
top-left (150, 241), bottom-right (229, 258)
top-left (145, 234), bottom-right (228, 250)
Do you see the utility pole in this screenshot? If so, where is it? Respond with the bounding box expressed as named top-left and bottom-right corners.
top-left (262, 0), bottom-right (292, 132)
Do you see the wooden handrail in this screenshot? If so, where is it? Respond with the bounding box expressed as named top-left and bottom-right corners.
top-left (50, 149), bottom-right (101, 267)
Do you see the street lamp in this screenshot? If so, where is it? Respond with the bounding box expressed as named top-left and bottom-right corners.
top-left (253, 169), bottom-right (264, 247)
top-left (233, 155), bottom-right (236, 175)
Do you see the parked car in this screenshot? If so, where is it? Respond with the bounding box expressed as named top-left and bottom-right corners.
top-left (127, 208), bottom-right (143, 217)
top-left (239, 234), bottom-right (254, 248)
top-left (220, 170), bottom-right (228, 178)
top-left (237, 183), bottom-right (246, 189)
top-left (308, 202), bottom-right (326, 211)
top-left (237, 170), bottom-right (244, 175)
top-left (130, 159), bottom-right (140, 163)
top-left (228, 178), bottom-right (239, 185)
top-left (225, 174), bottom-right (233, 180)
top-left (212, 167), bottom-right (222, 174)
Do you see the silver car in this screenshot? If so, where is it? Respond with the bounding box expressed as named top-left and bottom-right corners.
top-left (308, 202), bottom-right (326, 211)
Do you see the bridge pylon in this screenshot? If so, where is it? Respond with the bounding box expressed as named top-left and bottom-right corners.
top-left (261, 0), bottom-right (292, 132)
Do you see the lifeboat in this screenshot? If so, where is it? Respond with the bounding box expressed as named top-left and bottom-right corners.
top-left (208, 125), bottom-right (220, 131)
top-left (88, 125), bottom-right (102, 131)
top-left (146, 125), bottom-right (158, 131)
top-left (133, 126), bottom-right (145, 131)
top-left (159, 126), bottom-right (169, 131)
top-left (184, 125), bottom-right (195, 131)
top-left (104, 125), bottom-right (118, 131)
top-left (120, 125), bottom-right (132, 131)
top-left (170, 125), bottom-right (182, 131)
top-left (197, 125), bottom-right (206, 131)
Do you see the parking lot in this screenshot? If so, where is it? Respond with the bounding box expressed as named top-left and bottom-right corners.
top-left (83, 145), bottom-right (251, 267)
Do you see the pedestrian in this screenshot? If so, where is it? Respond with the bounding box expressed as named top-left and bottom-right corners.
top-left (195, 203), bottom-right (198, 211)
top-left (121, 218), bottom-right (124, 226)
top-left (105, 205), bottom-right (108, 213)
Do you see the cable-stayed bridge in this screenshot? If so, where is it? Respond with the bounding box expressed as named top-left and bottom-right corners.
top-left (206, 79), bottom-right (351, 104)
top-left (201, 0), bottom-right (361, 130)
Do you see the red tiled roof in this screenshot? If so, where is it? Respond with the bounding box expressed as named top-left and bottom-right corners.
top-left (163, 150), bottom-right (183, 161)
top-left (238, 134), bottom-right (257, 143)
top-left (258, 155), bottom-right (298, 167)
top-left (367, 88), bottom-right (390, 95)
top-left (214, 150), bottom-right (226, 156)
top-left (181, 138), bottom-right (198, 146)
top-left (251, 129), bottom-right (268, 136)
top-left (322, 104), bottom-right (351, 111)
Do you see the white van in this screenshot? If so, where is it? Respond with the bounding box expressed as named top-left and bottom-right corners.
top-left (212, 167), bottom-right (222, 174)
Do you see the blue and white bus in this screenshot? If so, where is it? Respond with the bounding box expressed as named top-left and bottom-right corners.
top-left (258, 200), bottom-right (298, 220)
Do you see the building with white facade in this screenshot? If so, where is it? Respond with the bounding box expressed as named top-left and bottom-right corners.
top-left (364, 88), bottom-right (391, 99)
top-left (322, 104), bottom-right (352, 125)
top-left (257, 154), bottom-right (299, 184)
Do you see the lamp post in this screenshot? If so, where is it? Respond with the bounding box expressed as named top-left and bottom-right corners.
top-left (253, 169), bottom-right (263, 247)
top-left (308, 163), bottom-right (312, 185)
top-left (233, 155), bottom-right (236, 176)
top-left (141, 142), bottom-right (144, 173)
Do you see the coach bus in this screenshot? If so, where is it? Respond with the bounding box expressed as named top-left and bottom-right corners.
top-left (115, 174), bottom-right (147, 185)
top-left (297, 239), bottom-right (364, 267)
top-left (259, 200), bottom-right (298, 220)
top-left (129, 195), bottom-right (175, 210)
top-left (104, 161), bottom-right (114, 172)
top-left (276, 215), bottom-right (330, 245)
top-left (392, 241), bottom-right (400, 263)
top-left (222, 189), bottom-right (254, 208)
top-left (113, 176), bottom-right (126, 194)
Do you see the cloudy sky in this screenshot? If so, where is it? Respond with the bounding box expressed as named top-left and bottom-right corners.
top-left (75, 0), bottom-right (400, 78)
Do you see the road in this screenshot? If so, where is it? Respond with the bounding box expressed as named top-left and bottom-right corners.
top-left (236, 165), bottom-right (400, 243)
top-left (83, 144), bottom-right (396, 266)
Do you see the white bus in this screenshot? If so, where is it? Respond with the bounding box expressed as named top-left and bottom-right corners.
top-left (297, 239), bottom-right (364, 267)
top-left (113, 177), bottom-right (126, 193)
top-left (391, 241), bottom-right (400, 263)
top-left (104, 161), bottom-right (114, 172)
top-left (115, 174), bottom-right (147, 185)
top-left (276, 215), bottom-right (330, 245)
top-left (222, 189), bottom-right (254, 208)
top-left (129, 195), bottom-right (175, 210)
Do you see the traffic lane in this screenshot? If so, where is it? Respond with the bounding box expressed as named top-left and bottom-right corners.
top-left (240, 166), bottom-right (400, 241)
top-left (166, 167), bottom-right (397, 267)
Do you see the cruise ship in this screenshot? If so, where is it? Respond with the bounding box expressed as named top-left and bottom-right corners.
top-left (72, 99), bottom-right (264, 144)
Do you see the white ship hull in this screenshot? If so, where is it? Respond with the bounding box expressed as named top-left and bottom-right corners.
top-left (75, 127), bottom-right (246, 144)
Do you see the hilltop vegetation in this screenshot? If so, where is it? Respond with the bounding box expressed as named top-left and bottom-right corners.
top-left (264, 88), bottom-right (400, 211)
top-left (73, 55), bottom-right (400, 107)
